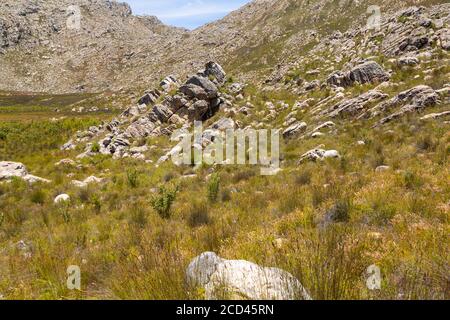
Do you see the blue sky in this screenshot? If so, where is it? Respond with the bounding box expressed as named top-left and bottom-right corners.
top-left (125, 0), bottom-right (251, 29)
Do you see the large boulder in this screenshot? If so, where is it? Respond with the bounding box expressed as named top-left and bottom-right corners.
top-left (179, 83), bottom-right (208, 100)
top-left (185, 75), bottom-right (218, 99)
top-left (186, 252), bottom-right (311, 300)
top-left (348, 61), bottom-right (390, 85)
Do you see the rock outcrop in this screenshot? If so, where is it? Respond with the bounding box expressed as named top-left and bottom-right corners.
top-left (366, 85), bottom-right (440, 126)
top-left (327, 61), bottom-right (390, 88)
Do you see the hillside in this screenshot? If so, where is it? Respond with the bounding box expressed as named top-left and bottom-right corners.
top-left (0, 0), bottom-right (449, 301)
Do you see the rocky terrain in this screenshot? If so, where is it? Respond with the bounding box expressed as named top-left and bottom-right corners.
top-left (0, 0), bottom-right (447, 94)
top-left (0, 0), bottom-right (448, 301)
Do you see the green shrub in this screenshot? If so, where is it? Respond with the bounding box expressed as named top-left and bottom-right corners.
top-left (91, 142), bottom-right (100, 153)
top-left (127, 169), bottom-right (139, 188)
top-left (207, 174), bottom-right (220, 203)
top-left (0, 212), bottom-right (4, 227)
top-left (150, 185), bottom-right (179, 219)
top-left (90, 194), bottom-right (102, 214)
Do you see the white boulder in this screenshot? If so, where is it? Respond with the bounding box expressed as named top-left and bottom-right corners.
top-left (323, 150), bottom-right (340, 159)
top-left (186, 252), bottom-right (311, 300)
top-left (54, 194), bottom-right (70, 204)
top-left (0, 162), bottom-right (50, 184)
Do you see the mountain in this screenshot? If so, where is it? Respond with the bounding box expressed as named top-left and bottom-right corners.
top-left (0, 0), bottom-right (447, 94)
top-left (0, 0), bottom-right (187, 93)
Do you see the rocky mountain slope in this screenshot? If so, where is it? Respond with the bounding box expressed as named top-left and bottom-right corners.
top-left (0, 0), bottom-right (447, 94)
top-left (0, 0), bottom-right (187, 93)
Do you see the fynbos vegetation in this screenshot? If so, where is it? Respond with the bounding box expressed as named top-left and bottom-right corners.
top-left (0, 0), bottom-right (448, 301)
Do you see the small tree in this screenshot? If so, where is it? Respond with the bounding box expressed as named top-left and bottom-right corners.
top-left (150, 185), bottom-right (179, 219)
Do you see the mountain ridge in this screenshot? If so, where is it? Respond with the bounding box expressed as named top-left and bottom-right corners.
top-left (0, 0), bottom-right (448, 95)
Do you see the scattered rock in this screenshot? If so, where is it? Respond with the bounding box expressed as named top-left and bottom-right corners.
top-left (375, 165), bottom-right (391, 172)
top-left (324, 90), bottom-right (388, 118)
top-left (371, 85), bottom-right (439, 126)
top-left (71, 176), bottom-right (103, 188)
top-left (61, 140), bottom-right (76, 151)
top-left (55, 159), bottom-right (76, 167)
top-left (283, 122), bottom-right (307, 139)
top-left (420, 111), bottom-right (450, 121)
top-left (398, 56), bottom-right (419, 66)
top-left (54, 194), bottom-right (70, 204)
top-left (299, 147), bottom-right (340, 163)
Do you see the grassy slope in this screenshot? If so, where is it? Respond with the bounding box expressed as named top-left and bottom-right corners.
top-left (0, 0), bottom-right (449, 300)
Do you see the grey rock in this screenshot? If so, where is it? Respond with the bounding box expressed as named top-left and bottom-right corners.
top-left (211, 118), bottom-right (235, 131)
top-left (348, 61), bottom-right (390, 85)
top-left (179, 84), bottom-right (208, 100)
top-left (202, 61), bottom-right (226, 84)
top-left (398, 56), bottom-right (419, 66)
top-left (299, 148), bottom-right (340, 163)
top-left (61, 140), bottom-right (76, 151)
top-left (152, 104), bottom-right (173, 123)
top-left (283, 122), bottom-right (307, 139)
top-left (324, 90), bottom-right (388, 118)
top-left (372, 85), bottom-right (439, 126)
top-left (186, 75), bottom-right (218, 99)
top-left (188, 100), bottom-right (209, 121)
